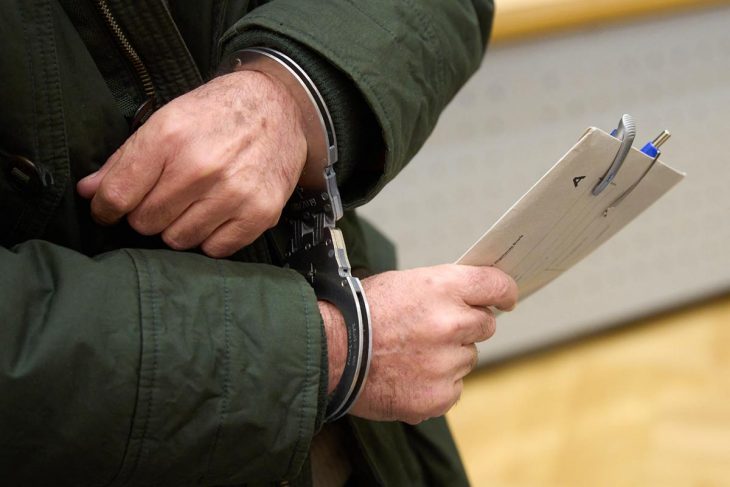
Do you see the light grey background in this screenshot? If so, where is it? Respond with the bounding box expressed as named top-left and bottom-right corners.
top-left (358, 6), bottom-right (730, 363)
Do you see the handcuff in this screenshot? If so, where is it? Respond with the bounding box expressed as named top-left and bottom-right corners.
top-left (224, 47), bottom-right (372, 422)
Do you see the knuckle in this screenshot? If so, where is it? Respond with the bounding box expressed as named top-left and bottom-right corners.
top-left (201, 238), bottom-right (234, 258)
top-left (453, 315), bottom-right (472, 338)
top-left (493, 273), bottom-right (512, 298)
top-left (430, 388), bottom-right (458, 418)
top-left (156, 112), bottom-right (184, 144)
top-left (452, 381), bottom-right (464, 407)
top-left (478, 309), bottom-right (496, 341)
top-left (162, 230), bottom-right (188, 250)
top-left (429, 312), bottom-right (457, 339)
top-left (98, 184), bottom-right (131, 215)
top-left (231, 218), bottom-right (260, 246)
top-left (484, 315), bottom-right (497, 340)
top-left (219, 179), bottom-right (246, 202)
top-left (248, 200), bottom-right (280, 231)
top-left (479, 268), bottom-right (517, 306)
top-left (436, 264), bottom-right (460, 286)
top-left (468, 346), bottom-right (479, 371)
top-left (258, 204), bottom-right (281, 230)
top-left (408, 384), bottom-right (459, 423)
top-left (127, 210), bottom-right (154, 235)
top-left (403, 414), bottom-right (424, 426)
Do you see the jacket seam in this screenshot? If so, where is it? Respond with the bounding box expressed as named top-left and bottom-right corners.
top-left (17, 1), bottom-right (71, 240)
top-left (403, 0), bottom-right (445, 91)
top-left (124, 250), bottom-right (160, 483)
top-left (343, 0), bottom-right (396, 38)
top-left (284, 277), bottom-right (315, 478)
top-left (203, 260), bottom-right (232, 481)
top-left (104, 249), bottom-right (144, 487)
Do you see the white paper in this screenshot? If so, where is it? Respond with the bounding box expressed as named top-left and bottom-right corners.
top-left (457, 127), bottom-right (685, 300)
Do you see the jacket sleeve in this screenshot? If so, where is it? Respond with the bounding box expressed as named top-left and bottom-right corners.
top-left (219, 0), bottom-right (494, 207)
top-left (0, 240), bottom-right (324, 486)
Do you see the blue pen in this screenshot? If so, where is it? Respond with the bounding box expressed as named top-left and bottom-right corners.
top-left (603, 129), bottom-right (671, 215)
top-left (640, 130), bottom-right (671, 158)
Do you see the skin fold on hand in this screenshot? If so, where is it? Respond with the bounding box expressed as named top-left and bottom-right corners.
top-left (321, 264), bottom-right (518, 425)
top-left (77, 70), bottom-right (307, 258)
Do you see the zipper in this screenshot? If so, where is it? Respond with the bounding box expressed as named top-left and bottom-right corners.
top-left (94, 0), bottom-right (157, 126)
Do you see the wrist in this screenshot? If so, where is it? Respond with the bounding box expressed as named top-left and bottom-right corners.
top-left (318, 300), bottom-right (347, 395)
top-left (225, 47), bottom-right (336, 192)
top-left (226, 68), bottom-right (308, 176)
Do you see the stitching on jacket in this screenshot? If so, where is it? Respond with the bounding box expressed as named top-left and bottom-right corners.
top-left (343, 0), bottom-right (397, 39)
top-left (203, 260), bottom-right (232, 481)
top-left (37, 1), bottom-right (71, 235)
top-left (403, 0), bottom-right (444, 91)
top-left (105, 250), bottom-right (144, 487)
top-left (284, 277), bottom-right (315, 477)
top-left (127, 250), bottom-right (160, 482)
top-left (344, 0), bottom-right (445, 114)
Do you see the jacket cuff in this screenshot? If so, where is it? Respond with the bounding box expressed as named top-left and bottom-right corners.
top-left (220, 29), bottom-right (384, 208)
top-left (120, 250), bottom-right (324, 484)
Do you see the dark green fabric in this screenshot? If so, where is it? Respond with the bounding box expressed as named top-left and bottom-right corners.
top-left (0, 0), bottom-right (491, 485)
top-left (1, 242), bottom-right (323, 486)
top-left (348, 417), bottom-right (469, 487)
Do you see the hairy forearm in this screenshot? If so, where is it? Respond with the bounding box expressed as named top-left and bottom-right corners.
top-left (318, 300), bottom-right (347, 395)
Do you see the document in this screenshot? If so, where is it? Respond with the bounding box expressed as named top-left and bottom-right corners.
top-left (457, 125), bottom-right (685, 300)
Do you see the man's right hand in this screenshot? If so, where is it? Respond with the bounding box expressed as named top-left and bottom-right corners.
top-left (321, 264), bottom-right (518, 425)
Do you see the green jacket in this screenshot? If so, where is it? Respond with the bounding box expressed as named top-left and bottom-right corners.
top-left (0, 1), bottom-right (492, 485)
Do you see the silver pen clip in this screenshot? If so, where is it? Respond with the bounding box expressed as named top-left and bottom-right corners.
top-left (593, 114), bottom-right (636, 196)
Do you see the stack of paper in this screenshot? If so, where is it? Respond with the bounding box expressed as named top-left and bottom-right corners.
top-left (458, 127), bottom-right (685, 300)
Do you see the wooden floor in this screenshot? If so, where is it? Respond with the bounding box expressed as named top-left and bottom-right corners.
top-left (447, 294), bottom-right (730, 486)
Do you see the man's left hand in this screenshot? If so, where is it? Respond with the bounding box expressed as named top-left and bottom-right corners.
top-left (77, 70), bottom-right (307, 258)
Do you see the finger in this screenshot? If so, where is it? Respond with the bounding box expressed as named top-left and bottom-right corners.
top-left (200, 215), bottom-right (274, 258)
top-left (459, 266), bottom-right (518, 311)
top-left (89, 130), bottom-right (165, 225)
top-left (460, 306), bottom-right (496, 344)
top-left (127, 168), bottom-right (218, 236)
top-left (457, 344), bottom-right (479, 377)
top-left (161, 196), bottom-right (239, 250)
top-left (76, 139), bottom-right (131, 199)
top-left (453, 379), bottom-right (464, 401)
top-left (77, 164), bottom-right (110, 199)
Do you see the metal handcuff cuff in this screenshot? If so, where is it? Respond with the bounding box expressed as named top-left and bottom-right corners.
top-left (224, 48), bottom-right (372, 422)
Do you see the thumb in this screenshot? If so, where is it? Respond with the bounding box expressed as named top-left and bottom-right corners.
top-left (76, 150), bottom-right (119, 199)
top-left (77, 169), bottom-right (103, 199)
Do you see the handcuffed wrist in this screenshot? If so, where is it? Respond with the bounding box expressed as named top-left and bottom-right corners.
top-left (219, 47), bottom-right (372, 422)
top-left (219, 28), bottom-right (384, 206)
top-left (221, 47), bottom-right (335, 193)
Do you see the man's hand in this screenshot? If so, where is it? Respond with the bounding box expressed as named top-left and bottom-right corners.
top-left (77, 70), bottom-right (307, 258)
top-left (321, 264), bottom-right (518, 425)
